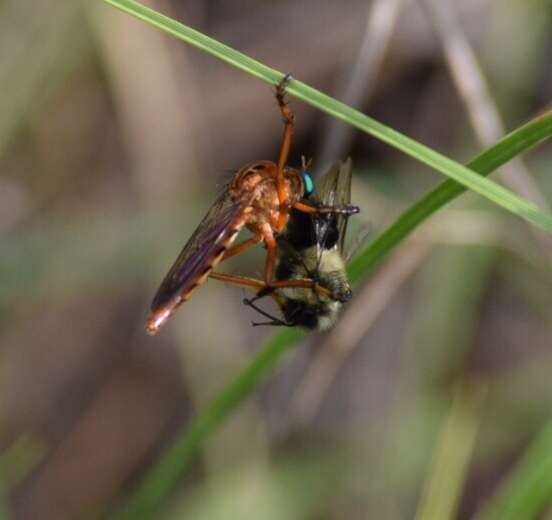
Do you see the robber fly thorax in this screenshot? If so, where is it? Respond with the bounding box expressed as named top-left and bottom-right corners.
top-left (229, 160), bottom-right (304, 231)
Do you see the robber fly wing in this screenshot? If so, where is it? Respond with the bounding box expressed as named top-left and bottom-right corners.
top-left (150, 187), bottom-right (253, 314)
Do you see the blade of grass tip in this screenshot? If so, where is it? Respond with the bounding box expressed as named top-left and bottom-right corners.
top-left (475, 420), bottom-right (552, 520)
top-left (112, 112), bottom-right (552, 519)
top-left (102, 0), bottom-right (552, 233)
top-left (415, 382), bottom-right (485, 520)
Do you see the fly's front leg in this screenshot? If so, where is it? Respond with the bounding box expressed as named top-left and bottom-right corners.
top-left (275, 73), bottom-right (294, 231)
top-left (292, 201), bottom-right (360, 216)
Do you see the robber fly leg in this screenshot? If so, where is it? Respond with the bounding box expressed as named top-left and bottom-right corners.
top-left (267, 278), bottom-right (335, 300)
top-left (209, 272), bottom-right (266, 291)
top-left (221, 234), bottom-right (263, 261)
top-left (261, 224), bottom-right (277, 286)
top-left (292, 201), bottom-right (360, 216)
top-left (275, 73), bottom-right (295, 231)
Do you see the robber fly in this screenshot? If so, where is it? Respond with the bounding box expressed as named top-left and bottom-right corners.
top-left (243, 158), bottom-right (355, 331)
top-left (146, 76), bottom-right (358, 334)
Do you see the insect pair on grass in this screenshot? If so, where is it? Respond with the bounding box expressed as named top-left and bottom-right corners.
top-left (146, 75), bottom-right (359, 335)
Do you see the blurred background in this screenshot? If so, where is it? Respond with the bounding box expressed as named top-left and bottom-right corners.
top-left (1, 0), bottom-right (551, 518)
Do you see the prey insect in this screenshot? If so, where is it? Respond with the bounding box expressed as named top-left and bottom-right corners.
top-left (146, 75), bottom-right (359, 334)
top-left (243, 158), bottom-right (356, 331)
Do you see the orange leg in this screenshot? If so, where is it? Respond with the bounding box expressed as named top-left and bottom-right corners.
top-left (208, 271), bottom-right (333, 300)
top-left (275, 74), bottom-right (294, 231)
top-left (208, 271), bottom-right (266, 291)
top-left (268, 278), bottom-right (333, 298)
top-left (209, 272), bottom-right (288, 326)
top-left (220, 222), bottom-right (336, 299)
top-left (262, 225), bottom-right (277, 285)
top-left (222, 234), bottom-right (263, 261)
top-left (208, 271), bottom-right (283, 308)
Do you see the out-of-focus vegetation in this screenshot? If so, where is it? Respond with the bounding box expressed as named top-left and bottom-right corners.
top-left (1, 1), bottom-right (551, 519)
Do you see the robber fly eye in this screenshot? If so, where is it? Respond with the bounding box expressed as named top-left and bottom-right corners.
top-left (301, 171), bottom-right (314, 196)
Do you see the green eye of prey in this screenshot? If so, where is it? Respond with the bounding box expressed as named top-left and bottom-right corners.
top-left (302, 171), bottom-right (314, 195)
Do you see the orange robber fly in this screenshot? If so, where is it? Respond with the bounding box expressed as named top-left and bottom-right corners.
top-left (146, 75), bottom-right (359, 335)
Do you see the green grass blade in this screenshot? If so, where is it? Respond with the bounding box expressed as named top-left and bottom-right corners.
top-left (347, 112), bottom-right (552, 283)
top-left (112, 112), bottom-right (552, 519)
top-left (0, 477), bottom-right (7, 520)
top-left (101, 0), bottom-right (552, 233)
top-left (415, 383), bottom-right (485, 520)
top-left (475, 420), bottom-right (552, 520)
top-left (113, 328), bottom-right (303, 519)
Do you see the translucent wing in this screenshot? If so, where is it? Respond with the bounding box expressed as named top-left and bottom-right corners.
top-left (150, 187), bottom-right (254, 316)
top-left (312, 157), bottom-right (353, 253)
top-left (278, 158), bottom-right (354, 253)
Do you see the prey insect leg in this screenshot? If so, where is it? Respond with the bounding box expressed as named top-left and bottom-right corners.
top-left (242, 298), bottom-right (293, 327)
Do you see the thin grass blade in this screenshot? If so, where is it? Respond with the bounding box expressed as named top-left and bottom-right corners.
top-left (101, 0), bottom-right (552, 233)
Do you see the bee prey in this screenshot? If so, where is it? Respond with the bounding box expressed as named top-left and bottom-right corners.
top-left (244, 158), bottom-right (357, 331)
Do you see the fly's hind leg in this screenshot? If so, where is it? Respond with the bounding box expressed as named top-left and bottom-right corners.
top-left (221, 234), bottom-right (263, 261)
top-left (208, 271), bottom-right (290, 326)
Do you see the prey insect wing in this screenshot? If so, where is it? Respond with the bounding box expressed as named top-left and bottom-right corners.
top-left (311, 157), bottom-right (353, 254)
top-left (147, 187), bottom-right (255, 333)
